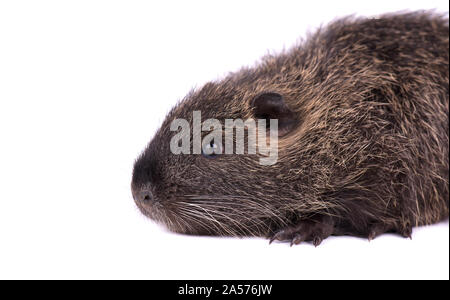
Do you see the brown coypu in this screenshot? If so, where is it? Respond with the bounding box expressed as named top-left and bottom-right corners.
top-left (131, 11), bottom-right (449, 246)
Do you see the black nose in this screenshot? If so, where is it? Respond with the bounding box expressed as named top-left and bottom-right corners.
top-left (132, 151), bottom-right (160, 204)
top-left (132, 153), bottom-right (160, 187)
top-left (132, 188), bottom-right (154, 203)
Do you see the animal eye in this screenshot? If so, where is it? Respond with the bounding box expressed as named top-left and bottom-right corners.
top-left (202, 140), bottom-right (221, 159)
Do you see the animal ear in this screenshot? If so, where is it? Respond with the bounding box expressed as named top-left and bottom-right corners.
top-left (250, 92), bottom-right (298, 136)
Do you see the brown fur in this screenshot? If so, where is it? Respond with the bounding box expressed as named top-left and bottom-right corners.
top-left (132, 12), bottom-right (449, 245)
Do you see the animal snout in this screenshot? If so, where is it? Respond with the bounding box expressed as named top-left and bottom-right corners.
top-left (132, 187), bottom-right (154, 204)
top-left (131, 153), bottom-right (160, 205)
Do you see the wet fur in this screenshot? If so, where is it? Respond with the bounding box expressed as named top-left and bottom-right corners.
top-left (132, 12), bottom-right (449, 245)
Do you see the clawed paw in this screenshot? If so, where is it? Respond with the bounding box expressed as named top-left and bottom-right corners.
top-left (270, 217), bottom-right (414, 246)
top-left (367, 222), bottom-right (413, 241)
top-left (269, 216), bottom-right (335, 247)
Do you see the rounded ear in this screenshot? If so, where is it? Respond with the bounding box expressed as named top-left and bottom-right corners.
top-left (250, 92), bottom-right (298, 136)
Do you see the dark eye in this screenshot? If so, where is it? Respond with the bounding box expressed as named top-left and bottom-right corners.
top-left (202, 140), bottom-right (221, 159)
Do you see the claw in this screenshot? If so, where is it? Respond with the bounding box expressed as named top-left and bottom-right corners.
top-left (368, 224), bottom-right (388, 241)
top-left (269, 236), bottom-right (276, 245)
top-left (269, 230), bottom-right (285, 244)
top-left (401, 226), bottom-right (413, 239)
top-left (368, 231), bottom-right (378, 242)
top-left (313, 236), bottom-right (323, 247)
top-left (291, 234), bottom-right (304, 246)
top-left (402, 231), bottom-right (413, 240)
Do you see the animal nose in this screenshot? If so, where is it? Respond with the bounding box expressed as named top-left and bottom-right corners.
top-left (132, 188), bottom-right (154, 203)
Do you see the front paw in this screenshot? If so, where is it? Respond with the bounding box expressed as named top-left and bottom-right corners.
top-left (270, 215), bottom-right (335, 247)
top-left (368, 221), bottom-right (413, 241)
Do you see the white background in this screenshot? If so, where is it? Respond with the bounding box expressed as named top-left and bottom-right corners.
top-left (0, 0), bottom-right (448, 280)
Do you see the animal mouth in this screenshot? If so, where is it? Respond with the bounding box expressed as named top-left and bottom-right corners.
top-left (132, 189), bottom-right (286, 236)
top-left (131, 189), bottom-right (192, 233)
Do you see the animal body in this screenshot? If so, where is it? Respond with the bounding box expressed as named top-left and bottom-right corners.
top-left (132, 12), bottom-right (449, 245)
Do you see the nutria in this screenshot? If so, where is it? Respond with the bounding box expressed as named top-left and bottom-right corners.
top-left (131, 11), bottom-right (449, 246)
